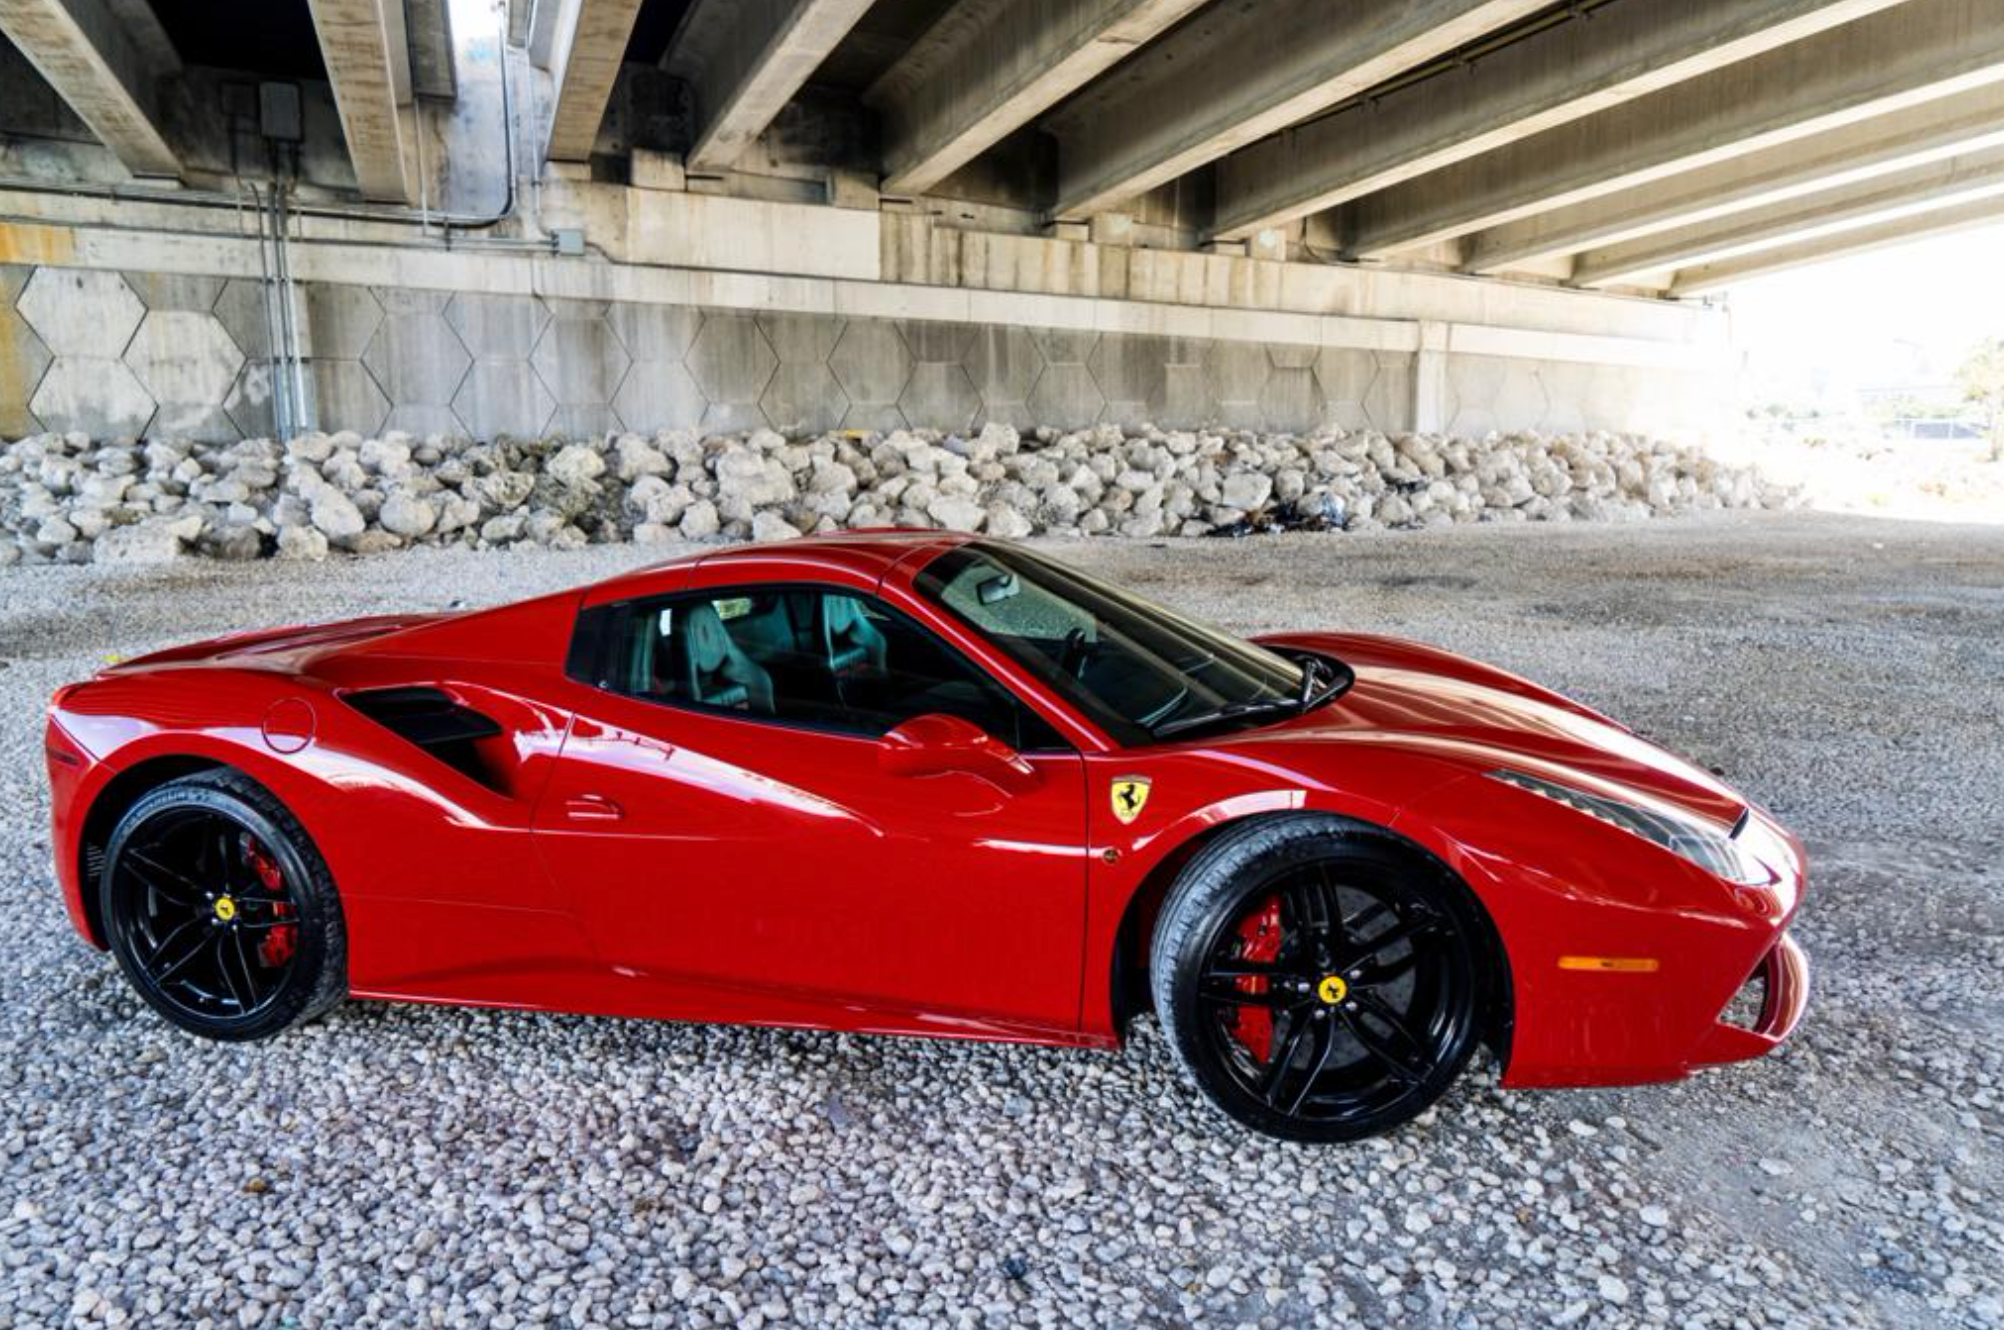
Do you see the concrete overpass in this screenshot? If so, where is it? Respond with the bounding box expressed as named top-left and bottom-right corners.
top-left (0, 0), bottom-right (1998, 440)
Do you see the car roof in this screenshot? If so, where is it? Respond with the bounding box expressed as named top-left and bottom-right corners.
top-left (583, 528), bottom-right (980, 602)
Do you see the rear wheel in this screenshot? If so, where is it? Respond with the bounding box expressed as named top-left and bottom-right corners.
top-left (1151, 816), bottom-right (1487, 1142)
top-left (100, 771), bottom-right (346, 1041)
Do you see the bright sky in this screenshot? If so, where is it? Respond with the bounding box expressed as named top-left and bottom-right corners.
top-left (1722, 222), bottom-right (2004, 405)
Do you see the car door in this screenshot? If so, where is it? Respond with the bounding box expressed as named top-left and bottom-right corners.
top-left (533, 576), bottom-right (1090, 1035)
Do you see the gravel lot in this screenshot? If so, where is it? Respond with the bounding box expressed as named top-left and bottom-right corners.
top-left (2, 511), bottom-right (2000, 1329)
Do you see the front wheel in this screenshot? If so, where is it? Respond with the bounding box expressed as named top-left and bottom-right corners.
top-left (1150, 816), bottom-right (1489, 1142)
top-left (101, 771), bottom-right (347, 1041)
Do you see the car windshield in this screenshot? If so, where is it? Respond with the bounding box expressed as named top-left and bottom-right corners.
top-left (914, 543), bottom-right (1348, 746)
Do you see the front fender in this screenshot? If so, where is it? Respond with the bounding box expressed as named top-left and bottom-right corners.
top-left (1078, 742), bottom-right (1473, 1038)
top-left (1391, 772), bottom-right (1800, 1087)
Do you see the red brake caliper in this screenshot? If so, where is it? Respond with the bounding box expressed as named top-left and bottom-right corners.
top-left (244, 837), bottom-right (295, 967)
top-left (1230, 894), bottom-right (1284, 1062)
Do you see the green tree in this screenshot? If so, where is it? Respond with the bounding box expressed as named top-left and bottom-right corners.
top-left (1958, 337), bottom-right (2004, 461)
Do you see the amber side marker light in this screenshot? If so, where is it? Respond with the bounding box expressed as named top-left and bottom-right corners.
top-left (1558, 956), bottom-right (1661, 973)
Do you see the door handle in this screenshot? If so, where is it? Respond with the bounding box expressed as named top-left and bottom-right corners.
top-left (564, 794), bottom-right (623, 821)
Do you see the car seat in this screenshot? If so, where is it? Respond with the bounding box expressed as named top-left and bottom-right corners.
top-left (822, 595), bottom-right (888, 680)
top-left (677, 603), bottom-right (776, 714)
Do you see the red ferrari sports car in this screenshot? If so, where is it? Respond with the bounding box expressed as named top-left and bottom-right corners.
top-left (45, 532), bottom-right (1808, 1141)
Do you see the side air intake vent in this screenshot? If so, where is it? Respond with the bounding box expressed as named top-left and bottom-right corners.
top-left (342, 687), bottom-right (505, 788)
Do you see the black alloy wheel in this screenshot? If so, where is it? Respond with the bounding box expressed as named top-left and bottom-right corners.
top-left (101, 771), bottom-right (346, 1040)
top-left (1151, 816), bottom-right (1489, 1142)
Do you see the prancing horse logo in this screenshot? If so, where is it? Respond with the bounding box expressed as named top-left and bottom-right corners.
top-left (1110, 776), bottom-right (1152, 825)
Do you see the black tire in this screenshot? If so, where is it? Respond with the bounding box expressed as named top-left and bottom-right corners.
top-left (100, 770), bottom-right (347, 1041)
top-left (1150, 814), bottom-right (1488, 1143)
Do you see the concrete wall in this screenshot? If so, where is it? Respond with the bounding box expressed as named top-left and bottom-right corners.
top-left (0, 195), bottom-right (1731, 444)
top-left (0, 265), bottom-right (1721, 444)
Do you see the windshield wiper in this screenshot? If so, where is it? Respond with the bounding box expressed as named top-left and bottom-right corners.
top-left (1151, 652), bottom-right (1350, 740)
top-left (1151, 695), bottom-right (1304, 739)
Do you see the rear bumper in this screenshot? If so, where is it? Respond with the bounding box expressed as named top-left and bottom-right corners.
top-left (1692, 931), bottom-right (1811, 1067)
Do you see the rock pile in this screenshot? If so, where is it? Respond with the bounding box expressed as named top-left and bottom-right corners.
top-left (0, 423), bottom-right (1791, 565)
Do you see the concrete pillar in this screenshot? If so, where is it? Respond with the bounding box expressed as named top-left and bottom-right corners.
top-left (306, 0), bottom-right (417, 202)
top-left (546, 0), bottom-right (646, 163)
top-left (1412, 321), bottom-right (1450, 435)
top-left (0, 0), bottom-right (181, 179)
top-left (864, 0), bottom-right (1207, 198)
top-left (1673, 191), bottom-right (2004, 294)
top-left (666, 0), bottom-right (875, 173)
top-left (1338, 0), bottom-right (2004, 260)
top-left (1464, 84), bottom-right (2004, 274)
top-left (1044, 0), bottom-right (1547, 222)
top-left (1576, 143), bottom-right (2004, 287)
top-left (1209, 0), bottom-right (1903, 242)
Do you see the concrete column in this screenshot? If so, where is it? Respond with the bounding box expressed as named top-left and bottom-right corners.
top-left (1044, 0), bottom-right (1546, 222)
top-left (1209, 0), bottom-right (1904, 242)
top-left (0, 0), bottom-right (181, 179)
top-left (1575, 143), bottom-right (2004, 287)
top-left (546, 0), bottom-right (646, 163)
top-left (864, 0), bottom-right (1207, 198)
top-left (1412, 321), bottom-right (1450, 435)
top-left (306, 0), bottom-right (417, 202)
top-left (1673, 192), bottom-right (2004, 294)
top-left (1337, 0), bottom-right (2004, 259)
top-left (1464, 84), bottom-right (2004, 273)
top-left (666, 0), bottom-right (875, 173)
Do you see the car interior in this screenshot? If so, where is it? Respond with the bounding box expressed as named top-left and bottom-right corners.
top-left (610, 588), bottom-right (1062, 749)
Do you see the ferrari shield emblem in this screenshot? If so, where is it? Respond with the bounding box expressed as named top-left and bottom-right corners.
top-left (1110, 776), bottom-right (1152, 825)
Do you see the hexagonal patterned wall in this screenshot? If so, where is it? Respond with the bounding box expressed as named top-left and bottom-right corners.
top-left (0, 266), bottom-right (1704, 444)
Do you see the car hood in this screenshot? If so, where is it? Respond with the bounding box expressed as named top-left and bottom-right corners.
top-left (1243, 631), bottom-right (1748, 829)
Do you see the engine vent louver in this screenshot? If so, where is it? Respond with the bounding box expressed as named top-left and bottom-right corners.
top-left (341, 687), bottom-right (506, 790)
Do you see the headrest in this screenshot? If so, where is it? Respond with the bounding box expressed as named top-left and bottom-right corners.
top-left (825, 596), bottom-right (863, 639)
top-left (682, 603), bottom-right (732, 673)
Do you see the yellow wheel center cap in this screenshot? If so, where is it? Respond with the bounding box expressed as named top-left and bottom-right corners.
top-left (213, 895), bottom-right (238, 923)
top-left (1316, 974), bottom-right (1349, 1005)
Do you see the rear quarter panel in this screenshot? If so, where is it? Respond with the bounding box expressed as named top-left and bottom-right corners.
top-left (49, 661), bottom-right (597, 999)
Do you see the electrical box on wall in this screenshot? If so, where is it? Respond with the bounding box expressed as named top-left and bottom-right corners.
top-left (259, 83), bottom-right (304, 144)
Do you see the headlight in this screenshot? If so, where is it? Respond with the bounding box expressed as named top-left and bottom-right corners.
top-left (1487, 769), bottom-right (1772, 886)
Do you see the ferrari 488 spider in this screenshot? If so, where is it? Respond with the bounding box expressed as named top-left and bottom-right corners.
top-left (46, 533), bottom-right (1808, 1141)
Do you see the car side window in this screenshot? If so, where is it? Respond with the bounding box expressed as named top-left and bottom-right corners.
top-left (586, 587), bottom-right (1069, 751)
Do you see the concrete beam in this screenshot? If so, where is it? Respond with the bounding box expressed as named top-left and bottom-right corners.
top-left (1571, 141), bottom-right (2004, 286)
top-left (528, 0), bottom-right (563, 69)
top-left (1210, 0), bottom-right (1907, 242)
top-left (1673, 191), bottom-right (2004, 294)
top-left (0, 0), bottom-right (181, 178)
top-left (1464, 83), bottom-right (2004, 273)
top-left (546, 0), bottom-right (646, 163)
top-left (667, 0), bottom-right (875, 172)
top-left (101, 0), bottom-right (177, 73)
top-left (1043, 0), bottom-right (1548, 222)
top-left (1337, 0), bottom-right (2004, 259)
top-left (864, 0), bottom-right (1208, 198)
top-left (1574, 143), bottom-right (2004, 287)
top-left (306, 0), bottom-right (416, 201)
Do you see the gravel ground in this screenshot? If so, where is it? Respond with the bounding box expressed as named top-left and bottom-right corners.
top-left (2, 511), bottom-right (2000, 1329)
